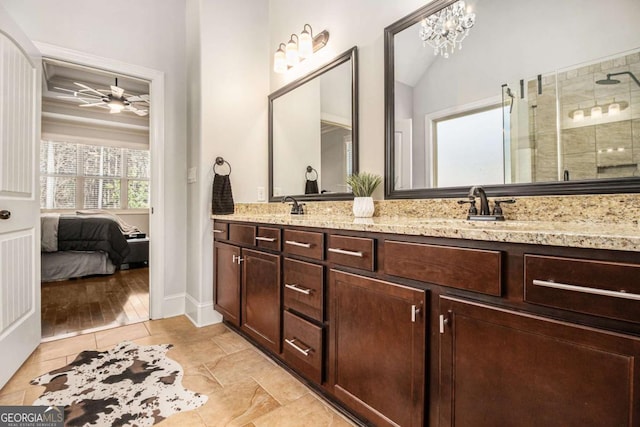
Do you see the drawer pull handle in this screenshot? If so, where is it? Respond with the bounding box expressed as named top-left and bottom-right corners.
top-left (285, 283), bottom-right (312, 295)
top-left (532, 279), bottom-right (640, 301)
top-left (213, 229), bottom-right (224, 234)
top-left (285, 338), bottom-right (311, 356)
top-left (286, 240), bottom-right (312, 248)
top-left (256, 236), bottom-right (277, 242)
top-left (328, 247), bottom-right (363, 257)
top-left (232, 254), bottom-right (244, 264)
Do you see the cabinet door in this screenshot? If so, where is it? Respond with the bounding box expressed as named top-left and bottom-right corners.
top-left (214, 242), bottom-right (241, 326)
top-left (242, 249), bottom-right (282, 353)
top-left (439, 296), bottom-right (640, 427)
top-left (329, 270), bottom-right (426, 427)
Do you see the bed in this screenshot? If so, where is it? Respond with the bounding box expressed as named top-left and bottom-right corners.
top-left (41, 213), bottom-right (134, 282)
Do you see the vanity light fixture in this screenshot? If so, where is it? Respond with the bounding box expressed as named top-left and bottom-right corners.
top-left (274, 43), bottom-right (287, 73)
top-left (286, 34), bottom-right (300, 66)
top-left (608, 101), bottom-right (620, 116)
top-left (419, 0), bottom-right (476, 58)
top-left (569, 100), bottom-right (628, 122)
top-left (273, 25), bottom-right (329, 73)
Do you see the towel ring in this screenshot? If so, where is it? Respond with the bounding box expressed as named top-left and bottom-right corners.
top-left (305, 165), bottom-right (318, 181)
top-left (214, 157), bottom-right (232, 176)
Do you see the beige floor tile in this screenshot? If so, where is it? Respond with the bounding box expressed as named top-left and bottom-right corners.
top-left (182, 364), bottom-right (223, 396)
top-left (251, 365), bottom-right (309, 405)
top-left (157, 408), bottom-right (206, 427)
top-left (0, 355), bottom-right (67, 396)
top-left (95, 322), bottom-right (150, 348)
top-left (206, 348), bottom-right (275, 387)
top-left (132, 333), bottom-right (175, 347)
top-left (23, 385), bottom-right (46, 405)
top-left (196, 379), bottom-right (281, 427)
top-left (251, 393), bottom-right (356, 427)
top-left (169, 338), bottom-right (228, 369)
top-left (211, 330), bottom-right (252, 354)
top-left (144, 315), bottom-right (197, 336)
top-left (32, 333), bottom-right (96, 361)
top-left (0, 389), bottom-right (24, 405)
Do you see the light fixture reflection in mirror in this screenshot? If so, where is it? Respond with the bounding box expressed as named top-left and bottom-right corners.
top-left (385, 0), bottom-right (640, 199)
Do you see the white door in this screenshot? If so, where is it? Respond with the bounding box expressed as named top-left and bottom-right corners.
top-left (0, 6), bottom-right (42, 388)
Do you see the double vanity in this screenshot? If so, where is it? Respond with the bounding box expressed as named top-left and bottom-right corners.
top-left (212, 209), bottom-right (640, 426)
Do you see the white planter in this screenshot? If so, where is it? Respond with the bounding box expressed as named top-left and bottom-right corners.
top-left (352, 196), bottom-right (375, 218)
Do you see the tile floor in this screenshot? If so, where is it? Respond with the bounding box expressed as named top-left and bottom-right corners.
top-left (0, 316), bottom-right (356, 427)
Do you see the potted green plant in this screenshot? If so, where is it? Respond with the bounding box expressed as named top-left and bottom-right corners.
top-left (346, 172), bottom-right (382, 218)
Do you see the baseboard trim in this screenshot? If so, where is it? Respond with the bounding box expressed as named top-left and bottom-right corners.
top-left (185, 294), bottom-right (222, 327)
top-left (161, 293), bottom-right (186, 319)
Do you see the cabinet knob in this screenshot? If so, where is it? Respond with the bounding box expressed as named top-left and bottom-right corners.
top-left (411, 305), bottom-right (421, 323)
top-left (0, 210), bottom-right (10, 220)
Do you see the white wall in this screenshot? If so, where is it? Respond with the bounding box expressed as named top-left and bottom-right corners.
top-left (186, 0), bottom-right (270, 325)
top-left (1, 0), bottom-right (188, 313)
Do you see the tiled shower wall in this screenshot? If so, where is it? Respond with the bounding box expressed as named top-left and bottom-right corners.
top-left (525, 50), bottom-right (640, 182)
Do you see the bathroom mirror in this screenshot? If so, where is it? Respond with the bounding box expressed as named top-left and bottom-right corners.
top-left (269, 47), bottom-right (358, 201)
top-left (385, 0), bottom-right (640, 199)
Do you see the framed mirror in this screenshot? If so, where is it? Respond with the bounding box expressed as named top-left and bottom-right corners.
top-left (269, 47), bottom-right (358, 201)
top-left (385, 0), bottom-right (640, 199)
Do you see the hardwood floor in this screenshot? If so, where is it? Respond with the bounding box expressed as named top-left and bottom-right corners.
top-left (41, 267), bottom-right (149, 340)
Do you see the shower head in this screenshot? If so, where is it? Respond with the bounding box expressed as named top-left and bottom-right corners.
top-left (595, 75), bottom-right (620, 85)
top-left (595, 71), bottom-right (640, 88)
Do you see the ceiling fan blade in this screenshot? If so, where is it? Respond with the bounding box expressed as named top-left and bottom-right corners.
top-left (74, 82), bottom-right (105, 97)
top-left (79, 102), bottom-right (106, 107)
top-left (126, 105), bottom-right (148, 116)
top-left (53, 87), bottom-right (102, 99)
top-left (111, 85), bottom-right (125, 98)
top-left (125, 95), bottom-right (145, 102)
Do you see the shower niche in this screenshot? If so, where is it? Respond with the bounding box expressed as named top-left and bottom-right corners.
top-left (503, 50), bottom-right (640, 184)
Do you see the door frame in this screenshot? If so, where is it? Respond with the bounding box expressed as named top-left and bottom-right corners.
top-left (34, 42), bottom-right (165, 319)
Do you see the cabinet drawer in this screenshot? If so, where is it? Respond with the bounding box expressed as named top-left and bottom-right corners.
top-left (327, 235), bottom-right (375, 271)
top-left (283, 310), bottom-right (323, 384)
top-left (283, 229), bottom-right (324, 260)
top-left (384, 241), bottom-right (502, 296)
top-left (228, 223), bottom-right (256, 246)
top-left (213, 222), bottom-right (228, 240)
top-left (256, 227), bottom-right (281, 251)
top-left (283, 258), bottom-right (324, 321)
top-left (525, 254), bottom-right (640, 324)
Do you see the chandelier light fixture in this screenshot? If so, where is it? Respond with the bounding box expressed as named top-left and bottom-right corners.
top-left (419, 0), bottom-right (476, 58)
top-left (273, 24), bottom-right (329, 73)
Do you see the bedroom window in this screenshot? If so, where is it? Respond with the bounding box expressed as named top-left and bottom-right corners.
top-left (40, 140), bottom-right (150, 210)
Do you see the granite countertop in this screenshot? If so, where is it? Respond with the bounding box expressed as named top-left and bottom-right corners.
top-left (211, 213), bottom-right (640, 252)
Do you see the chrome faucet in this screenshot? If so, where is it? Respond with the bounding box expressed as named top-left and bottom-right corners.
top-left (468, 186), bottom-right (490, 215)
top-left (282, 195), bottom-right (305, 215)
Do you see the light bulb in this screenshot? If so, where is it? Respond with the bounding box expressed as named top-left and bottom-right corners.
top-left (299, 25), bottom-right (313, 59)
top-left (591, 105), bottom-right (602, 119)
top-left (572, 109), bottom-right (584, 122)
top-left (286, 35), bottom-right (299, 66)
top-left (273, 45), bottom-right (287, 73)
top-left (608, 102), bottom-right (620, 116)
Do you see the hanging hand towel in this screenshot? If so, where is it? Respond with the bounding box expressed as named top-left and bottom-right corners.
top-left (212, 173), bottom-right (235, 214)
top-left (305, 178), bottom-right (319, 194)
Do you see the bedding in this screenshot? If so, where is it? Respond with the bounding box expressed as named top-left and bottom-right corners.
top-left (41, 214), bottom-right (131, 266)
top-left (41, 251), bottom-right (116, 282)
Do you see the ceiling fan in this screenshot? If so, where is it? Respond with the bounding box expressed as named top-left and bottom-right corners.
top-left (56, 78), bottom-right (149, 116)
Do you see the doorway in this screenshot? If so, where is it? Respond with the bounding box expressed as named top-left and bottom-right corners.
top-left (35, 43), bottom-right (165, 339)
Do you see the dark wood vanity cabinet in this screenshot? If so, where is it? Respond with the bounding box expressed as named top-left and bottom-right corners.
top-left (241, 248), bottom-right (281, 353)
top-left (213, 241), bottom-right (241, 327)
top-left (214, 219), bottom-right (640, 427)
top-left (438, 296), bottom-right (640, 427)
top-left (329, 270), bottom-right (426, 427)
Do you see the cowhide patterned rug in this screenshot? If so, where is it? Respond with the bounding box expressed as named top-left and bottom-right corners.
top-left (31, 341), bottom-right (207, 426)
